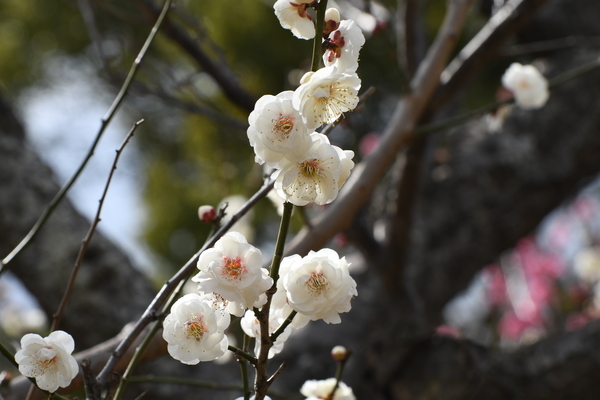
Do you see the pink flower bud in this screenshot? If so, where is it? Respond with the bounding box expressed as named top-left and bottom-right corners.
top-left (198, 205), bottom-right (217, 223)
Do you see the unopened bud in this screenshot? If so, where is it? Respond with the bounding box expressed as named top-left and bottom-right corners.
top-left (331, 345), bottom-right (348, 362)
top-left (323, 8), bottom-right (341, 36)
top-left (198, 205), bottom-right (217, 223)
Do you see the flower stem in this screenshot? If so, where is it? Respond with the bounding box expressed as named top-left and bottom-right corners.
top-left (269, 202), bottom-right (294, 281)
top-left (327, 349), bottom-right (351, 400)
top-left (270, 310), bottom-right (297, 343)
top-left (0, 340), bottom-right (17, 368)
top-left (255, 201), bottom-right (294, 400)
top-left (229, 345), bottom-right (258, 365)
top-left (240, 334), bottom-right (251, 400)
top-left (310, 0), bottom-right (329, 72)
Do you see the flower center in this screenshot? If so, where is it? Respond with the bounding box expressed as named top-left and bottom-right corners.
top-left (185, 316), bottom-right (208, 341)
top-left (306, 271), bottom-right (329, 295)
top-left (323, 30), bottom-right (345, 62)
top-left (33, 347), bottom-right (57, 375)
top-left (300, 159), bottom-right (322, 177)
top-left (518, 79), bottom-right (530, 89)
top-left (222, 256), bottom-right (246, 280)
top-left (273, 114), bottom-right (294, 139)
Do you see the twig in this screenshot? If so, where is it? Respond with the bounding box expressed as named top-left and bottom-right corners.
top-left (255, 202), bottom-right (294, 400)
top-left (95, 177), bottom-right (275, 387)
top-left (228, 346), bottom-right (258, 366)
top-left (50, 120), bottom-right (144, 333)
top-left (266, 363), bottom-right (286, 386)
top-left (239, 334), bottom-right (251, 400)
top-left (311, 0), bottom-right (329, 72)
top-left (0, 341), bottom-right (17, 369)
top-left (270, 311), bottom-right (297, 344)
top-left (0, 0), bottom-right (173, 273)
top-left (284, 0), bottom-right (475, 258)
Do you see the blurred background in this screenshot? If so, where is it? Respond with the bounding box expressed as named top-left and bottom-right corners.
top-left (3, 0), bottom-right (600, 399)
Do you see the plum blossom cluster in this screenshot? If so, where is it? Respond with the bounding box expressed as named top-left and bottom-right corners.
top-left (162, 231), bottom-right (357, 364)
top-left (162, 2), bottom-right (359, 391)
top-left (248, 2), bottom-right (365, 206)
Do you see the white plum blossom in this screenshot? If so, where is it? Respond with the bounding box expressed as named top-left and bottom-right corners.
top-left (248, 91), bottom-right (312, 168)
top-left (162, 293), bottom-right (230, 364)
top-left (274, 0), bottom-right (315, 39)
top-left (501, 62), bottom-right (549, 109)
top-left (574, 247), bottom-right (600, 284)
top-left (300, 378), bottom-right (356, 400)
top-left (323, 19), bottom-right (365, 73)
top-left (273, 133), bottom-right (354, 206)
top-left (240, 309), bottom-right (293, 359)
top-left (193, 232), bottom-right (273, 316)
top-left (15, 330), bottom-right (78, 393)
top-left (272, 248), bottom-right (357, 328)
top-left (235, 396), bottom-right (272, 400)
top-left (293, 66), bottom-right (361, 130)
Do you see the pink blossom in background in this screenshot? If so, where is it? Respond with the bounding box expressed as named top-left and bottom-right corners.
top-left (565, 311), bottom-right (594, 332)
top-left (359, 133), bottom-right (381, 158)
top-left (435, 325), bottom-right (461, 338)
top-left (516, 238), bottom-right (564, 279)
top-left (498, 311), bottom-right (542, 341)
top-left (572, 197), bottom-right (598, 221)
top-left (484, 265), bottom-right (508, 307)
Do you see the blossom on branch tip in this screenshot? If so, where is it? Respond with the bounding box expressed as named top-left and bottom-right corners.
top-left (300, 378), bottom-right (356, 400)
top-left (274, 0), bottom-right (316, 39)
top-left (162, 293), bottom-right (230, 364)
top-left (501, 63), bottom-right (549, 109)
top-left (15, 330), bottom-right (78, 393)
top-left (273, 133), bottom-right (354, 206)
top-left (198, 205), bottom-right (217, 223)
top-left (193, 232), bottom-right (273, 316)
top-left (293, 66), bottom-right (361, 130)
top-left (248, 91), bottom-right (312, 168)
top-left (272, 248), bottom-right (357, 328)
top-left (323, 19), bottom-right (365, 73)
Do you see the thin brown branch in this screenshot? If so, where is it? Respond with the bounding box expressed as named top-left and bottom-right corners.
top-left (51, 120), bottom-right (144, 333)
top-left (285, 0), bottom-right (475, 258)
